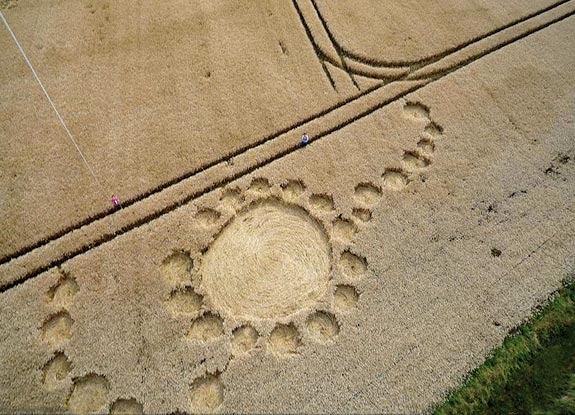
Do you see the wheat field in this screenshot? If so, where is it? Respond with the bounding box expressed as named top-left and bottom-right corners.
top-left (1, 1), bottom-right (574, 413)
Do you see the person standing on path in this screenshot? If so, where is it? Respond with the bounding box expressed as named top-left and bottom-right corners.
top-left (111, 195), bottom-right (121, 209)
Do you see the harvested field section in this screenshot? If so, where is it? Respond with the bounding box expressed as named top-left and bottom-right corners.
top-left (0, 0), bottom-right (354, 259)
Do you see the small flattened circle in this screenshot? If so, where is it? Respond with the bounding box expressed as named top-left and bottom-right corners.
top-left (339, 251), bottom-right (368, 280)
top-left (281, 180), bottom-right (306, 201)
top-left (309, 193), bottom-right (335, 213)
top-left (332, 218), bottom-right (357, 244)
top-left (41, 311), bottom-right (74, 347)
top-left (306, 311), bottom-right (340, 343)
top-left (48, 275), bottom-right (79, 306)
top-left (67, 374), bottom-right (110, 415)
top-left (161, 252), bottom-right (193, 287)
top-left (354, 183), bottom-right (382, 207)
top-left (231, 325), bottom-right (258, 356)
top-left (333, 285), bottom-right (360, 312)
top-left (382, 169), bottom-right (409, 190)
top-left (352, 208), bottom-right (372, 223)
top-left (248, 177), bottom-right (272, 195)
top-left (268, 323), bottom-right (301, 356)
top-left (42, 352), bottom-right (72, 390)
top-left (220, 187), bottom-right (245, 210)
top-left (187, 313), bottom-right (224, 342)
top-left (190, 374), bottom-right (224, 413)
top-left (166, 287), bottom-right (203, 315)
top-left (110, 398), bottom-right (143, 415)
top-left (195, 208), bottom-right (222, 228)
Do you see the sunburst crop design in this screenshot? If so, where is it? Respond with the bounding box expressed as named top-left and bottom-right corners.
top-left (160, 100), bottom-right (443, 412)
top-left (37, 99), bottom-right (444, 413)
top-left (160, 177), bottom-right (376, 412)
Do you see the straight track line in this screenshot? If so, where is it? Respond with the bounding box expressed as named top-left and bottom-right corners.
top-left (1, 8), bottom-right (574, 293)
top-left (2, 1), bottom-right (572, 266)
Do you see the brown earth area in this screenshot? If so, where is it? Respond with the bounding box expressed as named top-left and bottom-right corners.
top-left (1, 0), bottom-right (574, 413)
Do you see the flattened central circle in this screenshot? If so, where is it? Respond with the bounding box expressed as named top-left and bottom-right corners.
top-left (200, 199), bottom-right (331, 320)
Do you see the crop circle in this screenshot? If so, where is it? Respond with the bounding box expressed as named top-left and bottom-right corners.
top-left (200, 199), bottom-right (331, 320)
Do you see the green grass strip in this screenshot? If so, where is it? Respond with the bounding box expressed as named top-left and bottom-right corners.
top-left (435, 278), bottom-right (575, 415)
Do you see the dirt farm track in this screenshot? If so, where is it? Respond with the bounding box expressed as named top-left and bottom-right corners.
top-left (1, 0), bottom-right (575, 413)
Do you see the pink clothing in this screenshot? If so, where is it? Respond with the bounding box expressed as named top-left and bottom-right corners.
top-left (111, 196), bottom-right (120, 207)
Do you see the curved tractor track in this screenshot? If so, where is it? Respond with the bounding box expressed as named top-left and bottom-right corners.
top-left (293, 0), bottom-right (574, 82)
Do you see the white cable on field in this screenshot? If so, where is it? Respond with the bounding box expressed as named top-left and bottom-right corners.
top-left (0, 11), bottom-right (105, 192)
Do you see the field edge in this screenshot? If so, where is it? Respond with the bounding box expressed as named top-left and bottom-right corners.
top-left (433, 272), bottom-right (575, 415)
